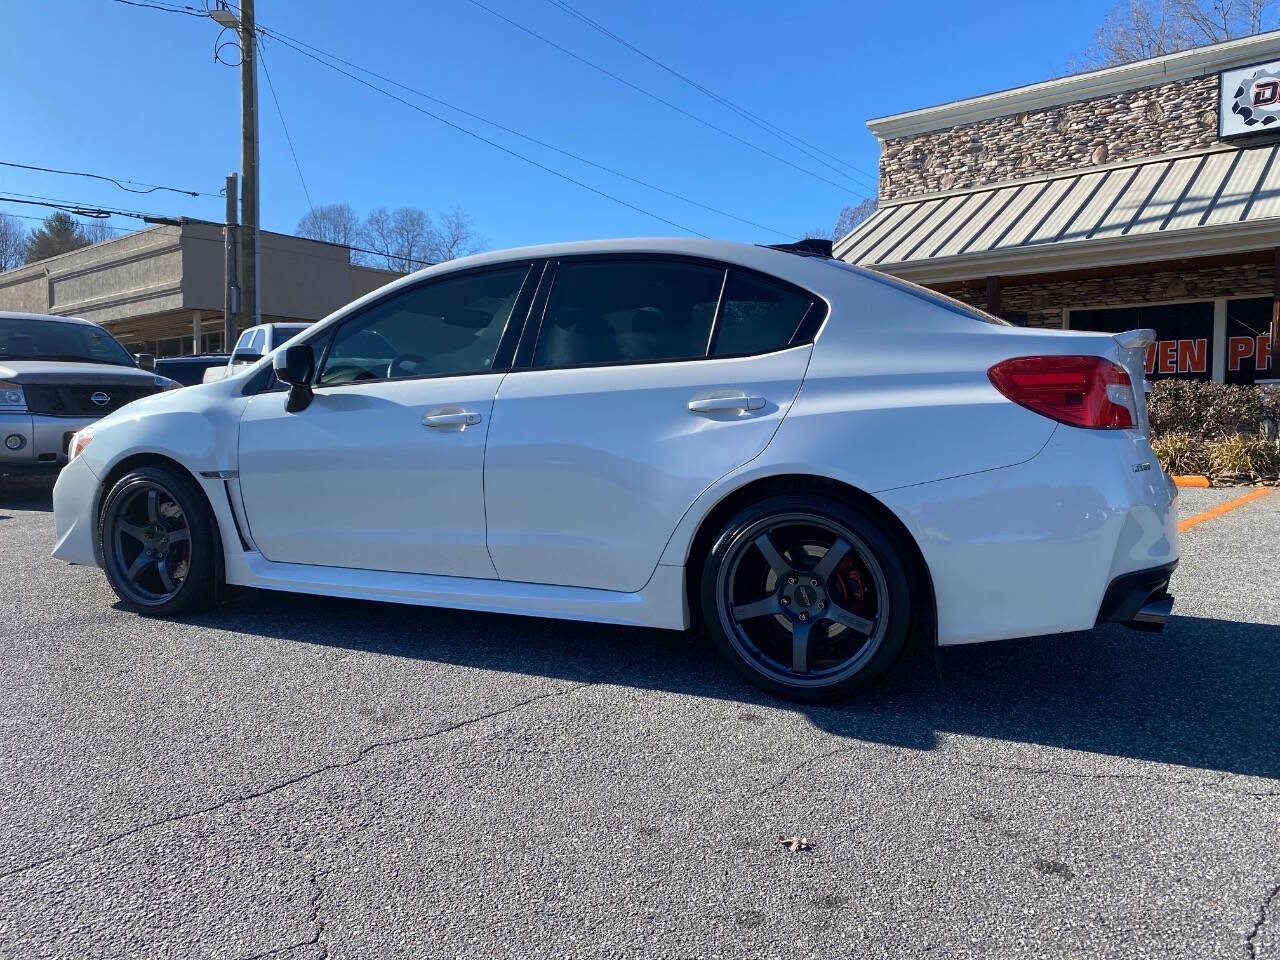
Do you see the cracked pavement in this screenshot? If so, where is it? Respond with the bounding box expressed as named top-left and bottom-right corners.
top-left (1, 477), bottom-right (1277, 958)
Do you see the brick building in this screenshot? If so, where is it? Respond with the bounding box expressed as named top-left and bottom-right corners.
top-left (836, 31), bottom-right (1280, 385)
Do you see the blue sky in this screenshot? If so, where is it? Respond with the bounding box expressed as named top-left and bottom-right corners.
top-left (1, 0), bottom-right (1117, 250)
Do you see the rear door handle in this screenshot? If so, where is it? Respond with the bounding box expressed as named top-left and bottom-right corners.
top-left (687, 395), bottom-right (766, 415)
top-left (422, 410), bottom-right (482, 428)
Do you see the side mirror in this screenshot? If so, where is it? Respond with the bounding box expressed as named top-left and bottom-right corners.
top-left (136, 353), bottom-right (155, 371)
top-left (232, 351), bottom-right (263, 366)
top-left (274, 344), bottom-right (315, 413)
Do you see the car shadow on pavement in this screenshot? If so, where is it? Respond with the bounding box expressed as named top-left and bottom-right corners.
top-left (192, 589), bottom-right (1280, 781)
top-left (0, 476), bottom-right (55, 513)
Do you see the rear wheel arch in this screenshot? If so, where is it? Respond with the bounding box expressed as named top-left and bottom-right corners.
top-left (682, 474), bottom-right (935, 646)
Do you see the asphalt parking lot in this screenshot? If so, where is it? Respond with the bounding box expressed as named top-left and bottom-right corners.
top-left (0, 477), bottom-right (1276, 960)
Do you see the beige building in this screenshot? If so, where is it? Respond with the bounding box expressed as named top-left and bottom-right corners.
top-left (0, 220), bottom-right (402, 356)
top-left (838, 31), bottom-right (1280, 385)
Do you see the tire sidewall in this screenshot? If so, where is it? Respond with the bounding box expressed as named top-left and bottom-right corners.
top-left (700, 493), bottom-right (912, 702)
top-left (98, 465), bottom-right (219, 616)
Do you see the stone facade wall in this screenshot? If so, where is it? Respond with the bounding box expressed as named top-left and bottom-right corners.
top-left (945, 262), bottom-right (1272, 327)
top-left (879, 74), bottom-right (1220, 200)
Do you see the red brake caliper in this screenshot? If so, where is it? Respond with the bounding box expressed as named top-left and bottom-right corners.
top-left (833, 557), bottom-right (867, 615)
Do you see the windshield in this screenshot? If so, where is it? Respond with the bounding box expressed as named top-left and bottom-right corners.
top-left (0, 316), bottom-right (136, 366)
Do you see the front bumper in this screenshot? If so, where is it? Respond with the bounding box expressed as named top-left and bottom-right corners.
top-left (51, 454), bottom-right (102, 566)
top-left (0, 411), bottom-right (98, 472)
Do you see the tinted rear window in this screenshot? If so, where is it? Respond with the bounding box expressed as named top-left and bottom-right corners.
top-left (711, 271), bottom-right (813, 357)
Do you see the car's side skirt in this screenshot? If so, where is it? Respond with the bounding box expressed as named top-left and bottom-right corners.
top-left (225, 552), bottom-right (690, 631)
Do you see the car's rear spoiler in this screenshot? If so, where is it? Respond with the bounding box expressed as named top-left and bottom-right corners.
top-left (1113, 329), bottom-right (1156, 435)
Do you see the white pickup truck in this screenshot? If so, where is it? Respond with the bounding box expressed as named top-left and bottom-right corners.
top-left (202, 322), bottom-right (310, 383)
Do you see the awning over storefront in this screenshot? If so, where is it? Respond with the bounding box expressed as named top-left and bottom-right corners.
top-left (836, 142), bottom-right (1280, 283)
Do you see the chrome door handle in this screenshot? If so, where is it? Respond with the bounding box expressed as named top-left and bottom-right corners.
top-left (687, 395), bottom-right (765, 414)
top-left (422, 410), bottom-right (482, 428)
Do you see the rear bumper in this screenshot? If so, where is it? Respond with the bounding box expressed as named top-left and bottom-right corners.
top-left (879, 426), bottom-right (1179, 647)
top-left (0, 411), bottom-right (98, 471)
top-left (1095, 560), bottom-right (1177, 631)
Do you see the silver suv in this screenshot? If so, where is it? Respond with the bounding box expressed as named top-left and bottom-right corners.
top-left (0, 312), bottom-right (178, 475)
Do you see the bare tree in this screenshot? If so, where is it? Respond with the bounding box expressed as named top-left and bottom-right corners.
top-left (1078, 0), bottom-right (1277, 68)
top-left (296, 203), bottom-right (366, 262)
top-left (362, 206), bottom-right (436, 272)
top-left (361, 205), bottom-right (485, 270)
top-left (807, 197), bottom-right (879, 243)
top-left (0, 214), bottom-right (28, 271)
top-left (428, 206), bottom-right (484, 262)
top-left (79, 219), bottom-right (115, 246)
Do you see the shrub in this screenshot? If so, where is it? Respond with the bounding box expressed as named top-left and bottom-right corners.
top-left (1147, 380), bottom-right (1280, 439)
top-left (1150, 432), bottom-right (1211, 476)
top-left (1207, 434), bottom-right (1280, 481)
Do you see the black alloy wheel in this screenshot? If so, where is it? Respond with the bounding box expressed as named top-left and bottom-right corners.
top-left (99, 465), bottom-right (220, 616)
top-left (701, 494), bottom-right (912, 702)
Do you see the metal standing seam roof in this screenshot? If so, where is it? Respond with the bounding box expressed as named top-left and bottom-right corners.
top-left (834, 142), bottom-right (1280, 271)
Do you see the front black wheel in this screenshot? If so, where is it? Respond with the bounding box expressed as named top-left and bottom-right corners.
top-left (700, 494), bottom-right (912, 702)
top-left (99, 465), bottom-right (220, 616)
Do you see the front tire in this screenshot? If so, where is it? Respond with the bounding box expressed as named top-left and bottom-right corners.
top-left (98, 465), bottom-right (220, 616)
top-left (699, 494), bottom-right (912, 703)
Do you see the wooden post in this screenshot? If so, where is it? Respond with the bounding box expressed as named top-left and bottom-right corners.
top-left (985, 275), bottom-right (1002, 318)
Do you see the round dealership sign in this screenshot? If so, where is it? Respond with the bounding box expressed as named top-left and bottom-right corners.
top-left (1231, 67), bottom-right (1280, 127)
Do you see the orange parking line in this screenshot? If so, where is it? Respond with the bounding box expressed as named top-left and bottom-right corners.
top-left (1178, 487), bottom-right (1273, 533)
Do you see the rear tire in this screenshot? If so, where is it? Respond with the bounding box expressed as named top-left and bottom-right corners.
top-left (98, 464), bottom-right (220, 616)
top-left (699, 493), bottom-right (912, 703)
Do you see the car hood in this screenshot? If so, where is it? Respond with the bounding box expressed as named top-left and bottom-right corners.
top-left (0, 360), bottom-right (160, 385)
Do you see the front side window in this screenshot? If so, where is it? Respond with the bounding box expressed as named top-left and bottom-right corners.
top-left (711, 271), bottom-right (814, 357)
top-left (533, 260), bottom-right (725, 368)
top-left (319, 267), bottom-right (529, 385)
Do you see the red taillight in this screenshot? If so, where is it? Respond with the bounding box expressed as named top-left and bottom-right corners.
top-left (987, 355), bottom-right (1135, 429)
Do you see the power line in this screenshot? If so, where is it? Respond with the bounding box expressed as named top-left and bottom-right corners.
top-left (258, 32), bottom-right (708, 237)
top-left (0, 207), bottom-right (133, 233)
top-left (0, 193), bottom-right (188, 224)
top-left (110, 0), bottom-right (207, 18)
top-left (0, 160), bottom-right (218, 198)
top-left (542, 0), bottom-right (878, 190)
top-left (255, 23), bottom-right (794, 238)
top-left (0, 192), bottom-right (440, 269)
top-left (257, 39), bottom-right (314, 212)
top-left (113, 0), bottom-right (804, 238)
top-left (463, 0), bottom-right (868, 199)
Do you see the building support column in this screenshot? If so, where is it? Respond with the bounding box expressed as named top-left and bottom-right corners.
top-left (1271, 248), bottom-right (1280, 375)
top-left (1212, 299), bottom-right (1227, 384)
top-left (191, 310), bottom-right (202, 355)
top-left (985, 275), bottom-right (1001, 318)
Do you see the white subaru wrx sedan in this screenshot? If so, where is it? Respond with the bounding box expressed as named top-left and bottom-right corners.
top-left (51, 239), bottom-right (1178, 701)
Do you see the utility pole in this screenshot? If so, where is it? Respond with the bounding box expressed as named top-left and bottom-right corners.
top-left (223, 172), bottom-right (240, 351)
top-left (238, 0), bottom-right (261, 328)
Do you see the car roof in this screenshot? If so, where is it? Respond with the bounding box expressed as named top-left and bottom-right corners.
top-left (0, 311), bottom-right (95, 327)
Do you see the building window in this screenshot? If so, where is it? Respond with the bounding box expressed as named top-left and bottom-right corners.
top-left (1069, 302), bottom-right (1214, 381)
top-left (1225, 297), bottom-right (1275, 385)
